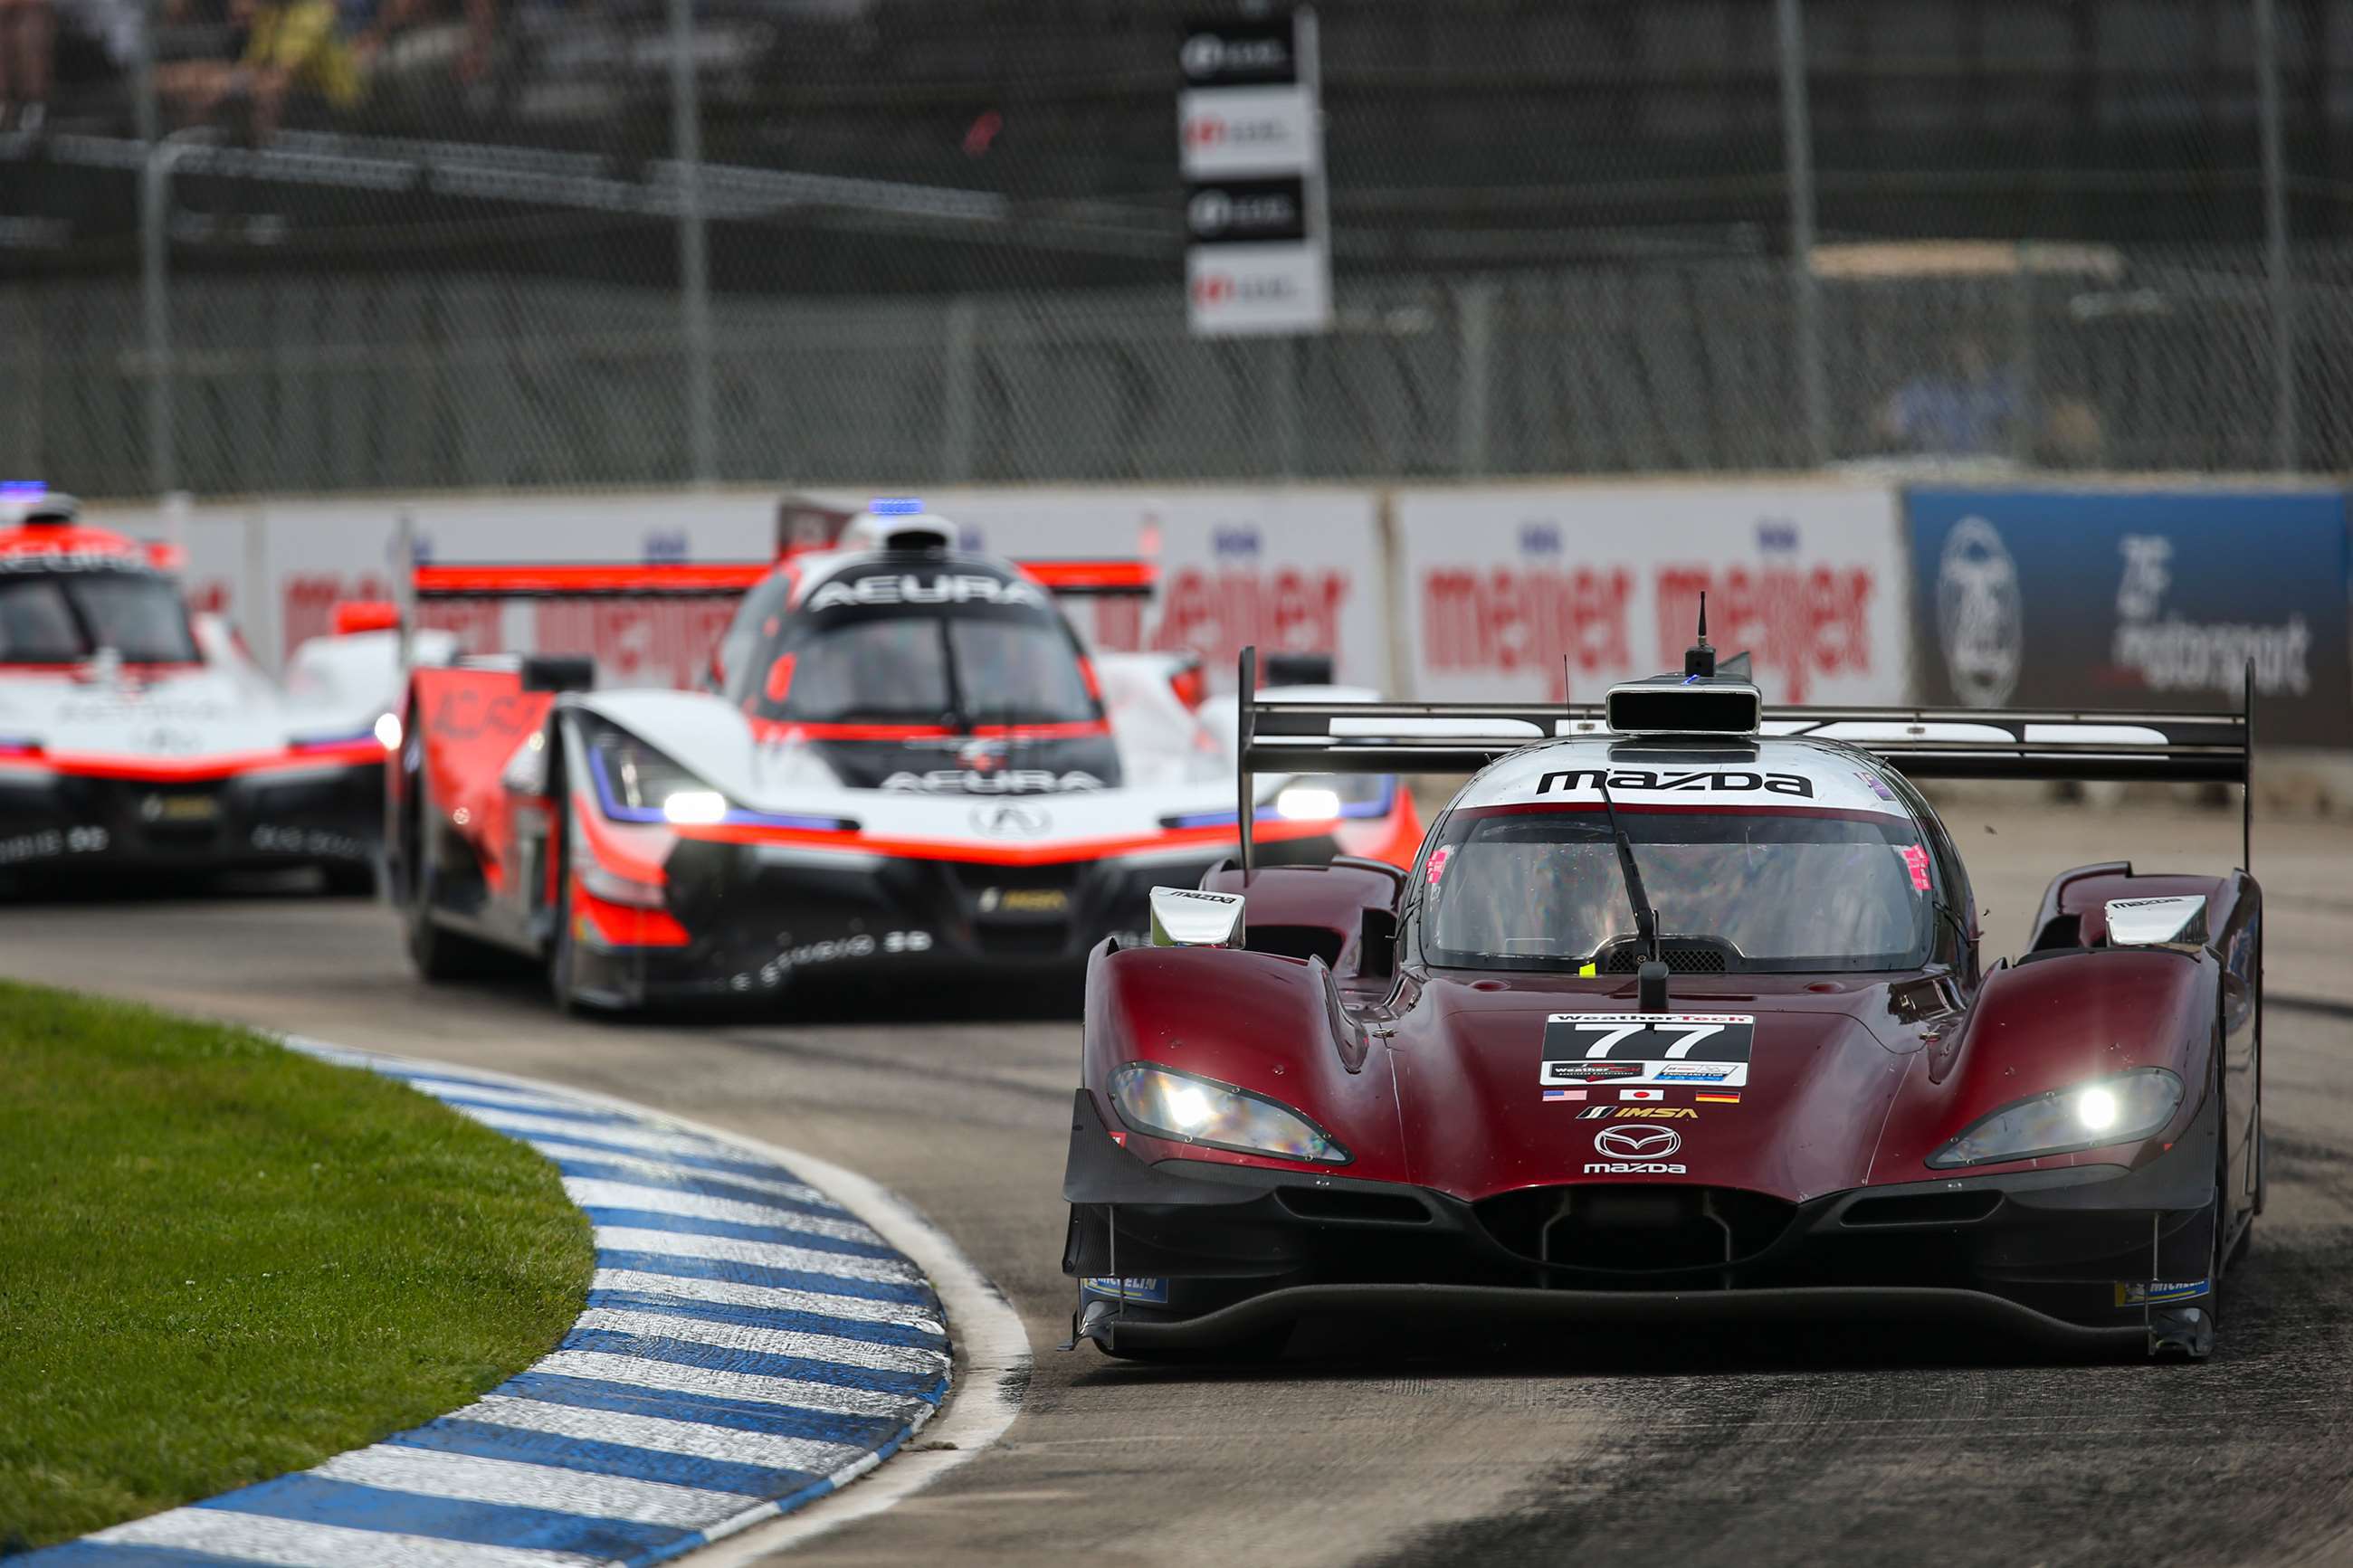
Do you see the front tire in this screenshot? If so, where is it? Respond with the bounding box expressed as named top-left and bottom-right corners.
top-left (548, 843), bottom-right (585, 1014)
top-left (2150, 1071), bottom-right (2232, 1362)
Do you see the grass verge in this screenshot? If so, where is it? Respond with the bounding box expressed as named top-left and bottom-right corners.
top-left (0, 984), bottom-right (593, 1552)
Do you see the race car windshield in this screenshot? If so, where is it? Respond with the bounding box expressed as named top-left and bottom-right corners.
top-left (1422, 808), bottom-right (1933, 974)
top-left (0, 569), bottom-right (199, 665)
top-left (760, 612), bottom-right (1097, 727)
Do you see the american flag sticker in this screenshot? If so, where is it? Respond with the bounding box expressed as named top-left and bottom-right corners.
top-left (1619, 1088), bottom-right (1665, 1102)
top-left (1541, 1088), bottom-right (1586, 1102)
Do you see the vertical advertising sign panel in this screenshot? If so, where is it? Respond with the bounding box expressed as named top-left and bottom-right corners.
top-left (1180, 11), bottom-right (1331, 337)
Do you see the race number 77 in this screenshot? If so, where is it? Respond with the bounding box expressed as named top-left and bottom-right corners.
top-left (1575, 1022), bottom-right (1726, 1060)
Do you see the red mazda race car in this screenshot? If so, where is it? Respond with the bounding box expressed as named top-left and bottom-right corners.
top-left (1062, 620), bottom-right (2262, 1363)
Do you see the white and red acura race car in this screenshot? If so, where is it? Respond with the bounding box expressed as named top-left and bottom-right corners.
top-left (0, 487), bottom-right (420, 890)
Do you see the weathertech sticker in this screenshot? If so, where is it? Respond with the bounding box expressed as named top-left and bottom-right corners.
top-left (1539, 1013), bottom-right (1757, 1088)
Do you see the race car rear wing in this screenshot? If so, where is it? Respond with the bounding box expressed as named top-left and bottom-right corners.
top-left (405, 558), bottom-right (1158, 601)
top-left (1232, 646), bottom-right (2255, 873)
top-left (394, 538), bottom-right (1157, 673)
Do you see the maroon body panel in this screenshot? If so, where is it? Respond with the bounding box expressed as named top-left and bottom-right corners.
top-left (1869, 946), bottom-right (2212, 1184)
top-left (1085, 945), bottom-right (1410, 1183)
top-left (1384, 974), bottom-right (1923, 1202)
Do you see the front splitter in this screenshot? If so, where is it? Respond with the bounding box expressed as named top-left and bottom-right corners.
top-left (1092, 1280), bottom-right (2158, 1354)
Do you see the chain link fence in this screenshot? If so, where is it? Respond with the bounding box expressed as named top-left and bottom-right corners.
top-left (3, 0), bottom-right (2348, 496)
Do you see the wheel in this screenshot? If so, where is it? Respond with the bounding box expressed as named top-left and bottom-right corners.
top-left (548, 832), bottom-right (585, 1014)
top-left (2148, 1070), bottom-right (2230, 1362)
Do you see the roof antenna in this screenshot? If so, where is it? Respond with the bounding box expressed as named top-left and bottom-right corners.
top-left (1683, 593), bottom-right (1715, 679)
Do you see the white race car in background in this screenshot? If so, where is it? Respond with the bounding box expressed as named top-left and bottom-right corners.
top-left (388, 504), bottom-right (1422, 1009)
top-left (0, 488), bottom-right (426, 891)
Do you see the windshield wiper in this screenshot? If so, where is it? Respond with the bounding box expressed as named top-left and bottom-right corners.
top-left (1596, 778), bottom-right (1672, 1012)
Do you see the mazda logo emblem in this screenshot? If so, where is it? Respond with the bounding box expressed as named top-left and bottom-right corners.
top-left (1594, 1125), bottom-right (1681, 1160)
top-left (971, 803), bottom-right (1050, 838)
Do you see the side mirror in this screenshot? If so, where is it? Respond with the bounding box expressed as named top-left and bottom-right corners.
top-left (331, 600), bottom-right (401, 636)
top-left (1262, 650), bottom-right (1335, 687)
top-left (1149, 885), bottom-right (1245, 948)
top-left (521, 655), bottom-right (595, 693)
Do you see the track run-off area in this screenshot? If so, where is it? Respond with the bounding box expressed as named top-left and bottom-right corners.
top-left (9, 800), bottom-right (2353, 1568)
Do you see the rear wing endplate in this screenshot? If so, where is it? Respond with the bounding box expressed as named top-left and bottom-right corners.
top-left (1233, 646), bottom-right (2255, 874)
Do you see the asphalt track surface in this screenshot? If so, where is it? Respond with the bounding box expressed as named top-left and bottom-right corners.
top-left (7, 800), bottom-right (2353, 1568)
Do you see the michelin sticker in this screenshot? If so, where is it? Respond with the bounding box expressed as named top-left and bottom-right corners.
top-left (2114, 1278), bottom-right (2211, 1307)
top-left (1081, 1277), bottom-right (1170, 1304)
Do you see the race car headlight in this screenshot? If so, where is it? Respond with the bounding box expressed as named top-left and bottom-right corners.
top-left (588, 728), bottom-right (733, 825)
top-left (1109, 1064), bottom-right (1349, 1164)
top-left (1927, 1068), bottom-right (2185, 1169)
top-left (1274, 785), bottom-right (1341, 821)
top-left (661, 790), bottom-right (728, 824)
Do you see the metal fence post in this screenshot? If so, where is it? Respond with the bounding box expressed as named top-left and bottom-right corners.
top-left (135, 0), bottom-right (174, 497)
top-left (1775, 0), bottom-right (1827, 469)
top-left (2253, 0), bottom-right (2297, 472)
top-left (1456, 280), bottom-right (1496, 477)
top-left (9, 289), bottom-right (40, 474)
top-left (2008, 258), bottom-right (2039, 468)
top-left (941, 297), bottom-right (978, 482)
top-left (1269, 338), bottom-right (1301, 478)
top-left (141, 143), bottom-right (190, 499)
top-left (669, 0), bottom-right (716, 485)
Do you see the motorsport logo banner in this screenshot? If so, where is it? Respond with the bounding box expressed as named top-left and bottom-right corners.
top-left (1905, 489), bottom-right (2351, 746)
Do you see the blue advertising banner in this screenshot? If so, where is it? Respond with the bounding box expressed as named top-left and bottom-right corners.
top-left (1906, 489), bottom-right (2351, 746)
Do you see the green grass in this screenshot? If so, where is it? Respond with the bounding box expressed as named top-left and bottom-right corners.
top-left (0, 984), bottom-right (593, 1552)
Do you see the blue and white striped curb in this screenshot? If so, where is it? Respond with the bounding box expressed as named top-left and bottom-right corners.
top-left (30, 1045), bottom-right (953, 1568)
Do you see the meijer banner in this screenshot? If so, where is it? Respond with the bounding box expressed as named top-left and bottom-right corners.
top-left (1906, 489), bottom-right (2351, 746)
top-left (880, 488), bottom-right (1382, 693)
top-left (1396, 484), bottom-right (1909, 705)
top-left (96, 488), bottom-right (1384, 695)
